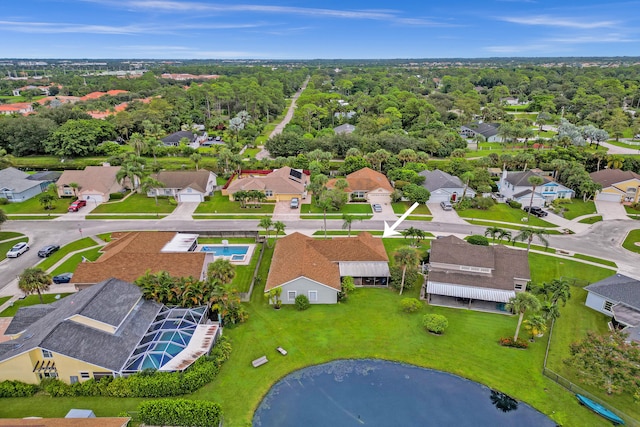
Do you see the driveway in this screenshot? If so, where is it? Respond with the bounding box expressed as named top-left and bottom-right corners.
top-left (163, 202), bottom-right (200, 220)
top-left (272, 200), bottom-right (301, 221)
top-left (370, 197), bottom-right (397, 221)
top-left (427, 202), bottom-right (468, 225)
top-left (595, 200), bottom-right (630, 221)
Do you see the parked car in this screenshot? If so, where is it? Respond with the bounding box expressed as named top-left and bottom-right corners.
top-left (523, 206), bottom-right (548, 217)
top-left (372, 204), bottom-right (382, 213)
top-left (68, 199), bottom-right (87, 212)
top-left (440, 201), bottom-right (453, 211)
top-left (52, 272), bottom-right (73, 284)
top-left (37, 244), bottom-right (60, 258)
top-left (6, 242), bottom-right (29, 258)
top-left (290, 197), bottom-right (299, 209)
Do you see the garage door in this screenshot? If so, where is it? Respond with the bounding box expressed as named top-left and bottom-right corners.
top-left (179, 194), bottom-right (203, 203)
top-left (366, 193), bottom-right (391, 203)
top-left (428, 193), bottom-right (450, 203)
top-left (596, 192), bottom-right (621, 202)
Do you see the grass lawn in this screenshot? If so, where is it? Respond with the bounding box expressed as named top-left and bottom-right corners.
top-left (465, 219), bottom-right (563, 234)
top-left (551, 200), bottom-right (596, 220)
top-left (230, 245), bottom-right (263, 293)
top-left (625, 205), bottom-right (640, 215)
top-left (90, 194), bottom-right (176, 214)
top-left (606, 140), bottom-right (640, 150)
top-left (392, 201), bottom-right (431, 215)
top-left (242, 147), bottom-right (261, 159)
top-left (457, 204), bottom-right (558, 227)
top-left (36, 238), bottom-right (98, 271)
top-left (85, 214), bottom-right (170, 220)
top-left (0, 232), bottom-right (24, 241)
top-left (572, 253), bottom-right (617, 268)
top-left (50, 247), bottom-right (103, 277)
top-left (0, 293), bottom-right (72, 317)
top-left (382, 237), bottom-right (430, 262)
top-left (96, 233), bottom-right (112, 242)
top-left (0, 238), bottom-right (29, 262)
top-left (7, 215), bottom-right (57, 220)
top-left (195, 192), bottom-right (275, 214)
top-left (622, 229), bottom-right (640, 254)
top-left (0, 296), bottom-right (10, 306)
top-left (0, 197), bottom-right (70, 214)
top-left (578, 215), bottom-right (602, 224)
top-left (302, 202), bottom-right (373, 214)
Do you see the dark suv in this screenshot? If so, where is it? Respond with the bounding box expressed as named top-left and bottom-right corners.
top-left (523, 206), bottom-right (548, 217)
top-left (38, 244), bottom-right (60, 258)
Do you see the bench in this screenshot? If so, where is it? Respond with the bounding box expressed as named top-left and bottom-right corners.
top-left (252, 356), bottom-right (268, 367)
top-left (276, 347), bottom-right (288, 356)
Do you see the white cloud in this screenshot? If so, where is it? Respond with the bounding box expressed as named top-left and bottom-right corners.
top-left (499, 15), bottom-right (617, 29)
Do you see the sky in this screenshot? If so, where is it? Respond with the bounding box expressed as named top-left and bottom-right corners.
top-left (2, 0), bottom-right (640, 59)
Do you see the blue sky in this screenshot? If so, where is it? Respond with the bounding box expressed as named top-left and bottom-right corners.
top-left (2, 0), bottom-right (640, 59)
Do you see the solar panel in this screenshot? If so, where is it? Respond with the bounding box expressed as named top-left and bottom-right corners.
top-left (290, 169), bottom-right (303, 181)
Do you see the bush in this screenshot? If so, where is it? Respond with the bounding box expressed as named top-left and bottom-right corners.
top-left (422, 314), bottom-right (448, 334)
top-left (138, 399), bottom-right (223, 427)
top-left (389, 266), bottom-right (421, 291)
top-left (109, 192), bottom-right (124, 200)
top-left (400, 298), bottom-right (422, 313)
top-left (498, 337), bottom-right (529, 349)
top-left (0, 198), bottom-right (8, 205)
top-left (472, 196), bottom-right (494, 210)
top-left (0, 380), bottom-right (38, 397)
top-left (295, 294), bottom-right (310, 310)
top-left (508, 200), bottom-right (522, 209)
top-left (466, 235), bottom-right (489, 246)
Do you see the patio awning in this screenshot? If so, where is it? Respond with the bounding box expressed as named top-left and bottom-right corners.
top-left (427, 281), bottom-right (515, 303)
top-left (612, 303), bottom-right (640, 327)
top-left (161, 233), bottom-right (199, 252)
top-left (339, 262), bottom-right (390, 277)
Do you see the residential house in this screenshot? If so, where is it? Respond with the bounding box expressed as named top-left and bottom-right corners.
top-left (223, 167), bottom-right (309, 202)
top-left (0, 278), bottom-right (220, 384)
top-left (460, 122), bottom-right (502, 142)
top-left (0, 167), bottom-right (60, 202)
top-left (334, 123), bottom-right (356, 134)
top-left (0, 103), bottom-right (34, 115)
top-left (56, 165), bottom-right (124, 202)
top-left (12, 85), bottom-right (51, 96)
top-left (265, 232), bottom-right (390, 304)
top-left (327, 167), bottom-right (393, 203)
top-left (498, 170), bottom-right (573, 207)
top-left (161, 131), bottom-right (208, 148)
top-left (71, 232), bottom-right (208, 288)
top-left (584, 274), bottom-right (640, 343)
top-left (419, 169), bottom-right (476, 203)
top-left (426, 236), bottom-right (531, 312)
top-left (149, 170), bottom-right (217, 203)
top-left (590, 169), bottom-right (640, 203)
top-left (500, 97), bottom-right (528, 106)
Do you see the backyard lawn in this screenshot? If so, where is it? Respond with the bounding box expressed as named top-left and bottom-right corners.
top-left (0, 196), bottom-right (70, 215)
top-left (90, 194), bottom-right (176, 214)
top-left (194, 191), bottom-right (275, 214)
top-left (0, 294), bottom-right (72, 317)
top-left (457, 203), bottom-right (558, 227)
top-left (551, 200), bottom-right (596, 220)
top-left (622, 229), bottom-right (640, 254)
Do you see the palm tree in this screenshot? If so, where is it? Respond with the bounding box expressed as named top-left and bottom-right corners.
top-left (128, 132), bottom-right (148, 157)
top-left (68, 182), bottom-right (80, 198)
top-left (190, 152), bottom-right (202, 171)
top-left (342, 213), bottom-right (360, 237)
top-left (394, 247), bottom-right (420, 295)
top-left (513, 227), bottom-right (549, 253)
top-left (540, 299), bottom-right (561, 322)
top-left (523, 314), bottom-right (547, 340)
top-left (506, 292), bottom-right (541, 342)
top-left (207, 259), bottom-right (236, 286)
top-left (18, 267), bottom-right (52, 304)
top-left (140, 176), bottom-right (164, 206)
top-left (544, 278), bottom-right (571, 306)
top-left (525, 175), bottom-right (545, 222)
top-left (497, 229), bottom-right (512, 244)
top-left (460, 171), bottom-right (475, 200)
top-left (606, 155), bottom-right (624, 170)
top-left (273, 221), bottom-right (286, 241)
top-left (401, 227), bottom-right (425, 247)
top-left (316, 194), bottom-right (334, 239)
top-left (259, 216), bottom-right (274, 246)
top-left (484, 225), bottom-right (502, 242)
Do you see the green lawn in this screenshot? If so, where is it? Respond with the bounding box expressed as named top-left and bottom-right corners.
top-left (458, 204), bottom-right (558, 227)
top-left (605, 139), bottom-right (640, 150)
top-left (229, 245), bottom-right (263, 293)
top-left (85, 214), bottom-right (170, 220)
top-left (0, 294), bottom-right (72, 317)
top-left (7, 215), bottom-right (57, 220)
top-left (242, 147), bottom-right (261, 159)
top-left (96, 233), bottom-right (112, 242)
top-left (551, 200), bottom-right (596, 220)
top-left (572, 253), bottom-right (617, 268)
top-left (382, 237), bottom-right (430, 262)
top-left (90, 194), bottom-right (176, 214)
top-left (195, 192), bottom-right (275, 214)
top-left (392, 201), bottom-right (431, 215)
top-left (0, 197), bottom-right (70, 214)
top-left (622, 229), bottom-right (640, 254)
top-left (0, 232), bottom-right (24, 241)
top-left (0, 238), bottom-right (29, 262)
top-left (578, 215), bottom-right (602, 224)
top-left (625, 205), bottom-right (640, 215)
top-left (50, 248), bottom-right (103, 277)
top-left (36, 238), bottom-right (98, 271)
top-left (302, 202), bottom-right (373, 214)
top-left (0, 296), bottom-right (10, 306)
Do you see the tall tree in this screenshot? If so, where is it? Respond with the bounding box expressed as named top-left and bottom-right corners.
top-left (341, 213), bottom-right (360, 237)
top-left (525, 175), bottom-right (545, 222)
top-left (460, 171), bottom-right (475, 200)
top-left (394, 247), bottom-right (420, 295)
top-left (140, 176), bottom-right (165, 206)
top-left (18, 267), bottom-right (52, 304)
top-left (273, 221), bottom-right (286, 241)
top-left (259, 216), bottom-right (274, 246)
top-left (506, 292), bottom-right (541, 342)
top-left (190, 152), bottom-right (202, 171)
top-left (207, 259), bottom-right (236, 287)
top-left (513, 227), bottom-right (549, 253)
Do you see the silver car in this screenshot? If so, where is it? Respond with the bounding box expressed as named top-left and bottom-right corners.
top-left (6, 242), bottom-right (29, 258)
top-left (440, 201), bottom-right (453, 211)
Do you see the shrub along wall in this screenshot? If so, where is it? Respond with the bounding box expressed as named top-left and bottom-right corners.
top-left (1, 336), bottom-right (231, 398)
top-left (138, 399), bottom-right (223, 427)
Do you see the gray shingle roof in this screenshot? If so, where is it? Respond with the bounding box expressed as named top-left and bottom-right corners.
top-left (419, 170), bottom-right (465, 192)
top-left (462, 122), bottom-right (500, 138)
top-left (27, 171), bottom-right (62, 182)
top-left (0, 167), bottom-right (44, 193)
top-left (162, 131), bottom-right (196, 144)
top-left (585, 274), bottom-right (640, 310)
top-left (4, 305), bottom-right (57, 335)
top-left (504, 170), bottom-right (549, 187)
top-left (0, 278), bottom-right (162, 372)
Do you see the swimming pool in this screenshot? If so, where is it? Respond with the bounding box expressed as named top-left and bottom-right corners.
top-left (253, 359), bottom-right (555, 426)
top-left (201, 245), bottom-right (249, 256)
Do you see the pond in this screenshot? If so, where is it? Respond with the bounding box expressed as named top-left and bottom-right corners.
top-left (253, 359), bottom-right (556, 426)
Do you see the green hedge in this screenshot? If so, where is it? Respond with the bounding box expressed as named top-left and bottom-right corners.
top-left (138, 399), bottom-right (223, 427)
top-left (0, 380), bottom-right (38, 397)
top-left (31, 336), bottom-right (231, 399)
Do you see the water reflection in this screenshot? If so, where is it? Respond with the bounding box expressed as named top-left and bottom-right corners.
top-left (490, 390), bottom-right (519, 413)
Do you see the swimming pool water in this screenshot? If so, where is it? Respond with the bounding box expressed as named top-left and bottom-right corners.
top-left (253, 359), bottom-right (555, 427)
top-left (201, 245), bottom-right (249, 256)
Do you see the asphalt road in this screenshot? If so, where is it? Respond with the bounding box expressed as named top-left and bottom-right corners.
top-left (1, 217), bottom-right (637, 293)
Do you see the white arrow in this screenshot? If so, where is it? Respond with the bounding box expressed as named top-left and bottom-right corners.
top-left (383, 202), bottom-right (420, 237)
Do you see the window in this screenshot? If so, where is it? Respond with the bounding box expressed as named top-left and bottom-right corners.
top-left (288, 291), bottom-right (296, 301)
top-left (603, 300), bottom-right (613, 312)
top-left (308, 291), bottom-right (318, 302)
top-left (42, 349), bottom-right (53, 358)
top-left (514, 283), bottom-right (524, 290)
top-left (265, 190), bottom-right (273, 197)
top-left (80, 372), bottom-right (90, 380)
top-left (63, 188), bottom-right (73, 196)
top-left (352, 191), bottom-right (366, 199)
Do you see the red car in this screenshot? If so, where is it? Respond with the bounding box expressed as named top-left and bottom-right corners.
top-left (68, 199), bottom-right (87, 212)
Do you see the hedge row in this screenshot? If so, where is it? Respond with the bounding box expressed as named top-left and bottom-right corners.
top-left (1, 335), bottom-right (231, 399)
top-left (138, 399), bottom-right (222, 427)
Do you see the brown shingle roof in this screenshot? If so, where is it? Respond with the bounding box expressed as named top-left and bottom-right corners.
top-left (57, 166), bottom-right (123, 196)
top-left (71, 232), bottom-right (206, 284)
top-left (265, 232), bottom-right (388, 291)
top-left (327, 167), bottom-right (393, 193)
top-left (590, 169), bottom-right (640, 188)
top-left (226, 167), bottom-right (308, 195)
top-left (151, 170), bottom-right (214, 192)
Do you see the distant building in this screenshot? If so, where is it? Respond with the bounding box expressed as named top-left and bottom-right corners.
top-left (460, 122), bottom-right (502, 142)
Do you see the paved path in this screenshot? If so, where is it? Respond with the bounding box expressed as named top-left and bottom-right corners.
top-left (598, 140), bottom-right (640, 155)
top-left (595, 200), bottom-right (630, 220)
top-left (428, 203), bottom-right (468, 225)
top-left (163, 202), bottom-right (200, 221)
